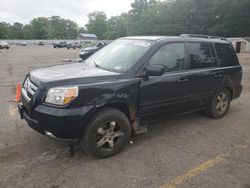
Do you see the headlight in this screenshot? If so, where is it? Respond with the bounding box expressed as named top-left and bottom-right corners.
top-left (45, 86), bottom-right (78, 105)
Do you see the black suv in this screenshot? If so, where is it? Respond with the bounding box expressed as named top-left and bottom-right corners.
top-left (18, 35), bottom-right (243, 158)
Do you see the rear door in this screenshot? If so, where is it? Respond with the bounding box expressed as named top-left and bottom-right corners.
top-left (185, 42), bottom-right (224, 108)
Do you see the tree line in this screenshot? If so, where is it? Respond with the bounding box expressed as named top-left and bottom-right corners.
top-left (0, 16), bottom-right (85, 39)
top-left (1, 0), bottom-right (250, 40)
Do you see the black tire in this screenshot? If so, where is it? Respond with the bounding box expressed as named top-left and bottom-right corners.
top-left (82, 107), bottom-right (131, 158)
top-left (205, 88), bottom-right (231, 119)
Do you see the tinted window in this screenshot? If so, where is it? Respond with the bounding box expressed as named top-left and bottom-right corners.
top-left (214, 43), bottom-right (239, 67)
top-left (188, 43), bottom-right (215, 69)
top-left (150, 43), bottom-right (185, 72)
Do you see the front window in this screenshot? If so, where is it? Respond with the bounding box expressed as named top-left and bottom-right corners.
top-left (150, 42), bottom-right (186, 72)
top-left (85, 39), bottom-right (153, 72)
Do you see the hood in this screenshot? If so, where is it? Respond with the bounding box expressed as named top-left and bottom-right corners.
top-left (29, 63), bottom-right (121, 86)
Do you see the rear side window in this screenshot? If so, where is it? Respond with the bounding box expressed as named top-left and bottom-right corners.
top-left (214, 43), bottom-right (239, 67)
top-left (188, 42), bottom-right (216, 69)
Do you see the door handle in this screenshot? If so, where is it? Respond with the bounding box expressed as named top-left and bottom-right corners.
top-left (213, 74), bottom-right (223, 78)
top-left (178, 78), bottom-right (189, 83)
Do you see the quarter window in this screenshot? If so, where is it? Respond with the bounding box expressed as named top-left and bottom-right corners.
top-left (188, 43), bottom-right (215, 69)
top-left (150, 43), bottom-right (186, 72)
top-left (214, 43), bottom-right (239, 67)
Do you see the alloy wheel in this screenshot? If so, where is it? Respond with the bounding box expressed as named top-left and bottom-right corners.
top-left (215, 93), bottom-right (229, 113)
top-left (95, 121), bottom-right (124, 151)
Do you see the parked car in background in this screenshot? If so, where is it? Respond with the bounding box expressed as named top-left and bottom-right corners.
top-left (18, 35), bottom-right (242, 158)
top-left (53, 41), bottom-right (67, 48)
top-left (79, 42), bottom-right (106, 60)
top-left (21, 42), bottom-right (27, 46)
top-left (37, 41), bottom-right (45, 46)
top-left (0, 42), bottom-right (10, 49)
top-left (67, 42), bottom-right (81, 49)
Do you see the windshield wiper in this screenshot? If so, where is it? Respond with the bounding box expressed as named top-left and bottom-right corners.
top-left (93, 61), bottom-right (123, 73)
top-left (93, 61), bottom-right (104, 69)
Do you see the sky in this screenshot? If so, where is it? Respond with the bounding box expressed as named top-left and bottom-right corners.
top-left (0, 0), bottom-right (134, 27)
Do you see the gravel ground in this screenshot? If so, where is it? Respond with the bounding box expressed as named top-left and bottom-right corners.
top-left (0, 45), bottom-right (249, 188)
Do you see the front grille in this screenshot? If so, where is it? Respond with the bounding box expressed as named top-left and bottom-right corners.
top-left (22, 77), bottom-right (38, 102)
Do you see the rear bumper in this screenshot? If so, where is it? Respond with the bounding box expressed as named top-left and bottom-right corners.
top-left (18, 102), bottom-right (94, 140)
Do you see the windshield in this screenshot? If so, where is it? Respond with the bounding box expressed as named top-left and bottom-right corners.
top-left (85, 39), bottom-right (153, 72)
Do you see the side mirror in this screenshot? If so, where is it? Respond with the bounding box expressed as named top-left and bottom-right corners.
top-left (146, 64), bottom-right (164, 77)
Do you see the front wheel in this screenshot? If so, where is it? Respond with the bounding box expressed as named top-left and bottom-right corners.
top-left (82, 108), bottom-right (131, 158)
top-left (205, 89), bottom-right (231, 119)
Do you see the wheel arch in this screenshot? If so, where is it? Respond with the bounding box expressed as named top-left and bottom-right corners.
top-left (224, 86), bottom-right (234, 100)
top-left (79, 102), bottom-right (134, 139)
top-left (105, 102), bottom-right (131, 121)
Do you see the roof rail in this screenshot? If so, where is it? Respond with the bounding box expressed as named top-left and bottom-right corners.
top-left (180, 34), bottom-right (227, 41)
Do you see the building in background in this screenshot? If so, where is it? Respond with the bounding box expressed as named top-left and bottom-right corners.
top-left (78, 33), bottom-right (97, 40)
top-left (227, 38), bottom-right (250, 53)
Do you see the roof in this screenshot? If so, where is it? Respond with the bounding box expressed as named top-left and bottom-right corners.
top-left (121, 35), bottom-right (229, 43)
top-left (227, 37), bottom-right (250, 43)
top-left (122, 36), bottom-right (167, 41)
top-left (244, 37), bottom-right (250, 42)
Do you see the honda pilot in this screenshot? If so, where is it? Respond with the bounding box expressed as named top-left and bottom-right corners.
top-left (18, 35), bottom-right (243, 158)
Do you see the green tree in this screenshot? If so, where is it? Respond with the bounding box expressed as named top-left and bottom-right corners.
top-left (105, 13), bottom-right (128, 39)
top-left (86, 11), bottom-right (108, 39)
top-left (78, 27), bottom-right (86, 34)
top-left (0, 22), bottom-right (11, 39)
top-left (1, 0), bottom-right (250, 39)
top-left (11, 22), bottom-right (24, 39)
top-left (49, 16), bottom-right (78, 39)
top-left (209, 0), bottom-right (250, 36)
top-left (30, 17), bottom-right (50, 39)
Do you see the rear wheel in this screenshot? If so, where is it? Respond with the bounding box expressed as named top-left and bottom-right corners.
top-left (205, 89), bottom-right (231, 119)
top-left (82, 108), bottom-right (131, 158)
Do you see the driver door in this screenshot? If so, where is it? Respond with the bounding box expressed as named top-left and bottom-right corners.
top-left (140, 42), bottom-right (190, 119)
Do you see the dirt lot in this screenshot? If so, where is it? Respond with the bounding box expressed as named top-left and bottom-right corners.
top-left (0, 45), bottom-right (249, 188)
